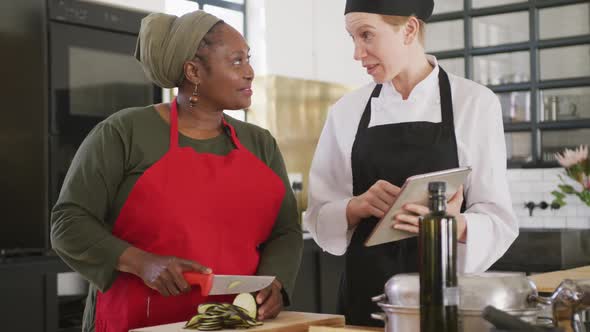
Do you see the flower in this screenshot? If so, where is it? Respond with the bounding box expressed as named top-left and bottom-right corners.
top-left (555, 145), bottom-right (588, 168)
top-left (552, 145), bottom-right (590, 207)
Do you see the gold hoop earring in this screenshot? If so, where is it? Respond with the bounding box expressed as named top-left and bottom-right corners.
top-left (189, 84), bottom-right (199, 107)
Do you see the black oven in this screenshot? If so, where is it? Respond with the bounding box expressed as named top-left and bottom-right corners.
top-left (0, 0), bottom-right (161, 252)
top-left (1, 1), bottom-right (161, 330)
top-left (47, 0), bottom-right (161, 212)
top-left (48, 0), bottom-right (161, 135)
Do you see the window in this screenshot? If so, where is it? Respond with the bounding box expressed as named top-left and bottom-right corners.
top-left (539, 3), bottom-right (590, 40)
top-left (438, 58), bottom-right (465, 78)
top-left (433, 0), bottom-right (463, 14)
top-left (425, 20), bottom-right (464, 52)
top-left (472, 11), bottom-right (529, 48)
top-left (430, 1), bottom-right (590, 167)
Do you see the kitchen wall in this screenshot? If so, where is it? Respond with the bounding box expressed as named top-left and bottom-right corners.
top-left (247, 0), bottom-right (367, 88)
top-left (508, 168), bottom-right (590, 229)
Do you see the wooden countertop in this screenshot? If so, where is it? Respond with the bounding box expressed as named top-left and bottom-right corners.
top-left (309, 326), bottom-right (382, 332)
top-left (131, 311), bottom-right (345, 332)
top-left (529, 265), bottom-right (590, 293)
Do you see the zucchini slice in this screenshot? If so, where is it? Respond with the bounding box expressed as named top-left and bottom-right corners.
top-left (232, 293), bottom-right (257, 320)
top-left (184, 295), bottom-right (262, 330)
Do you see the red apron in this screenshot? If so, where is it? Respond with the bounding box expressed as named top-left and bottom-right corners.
top-left (95, 99), bottom-right (286, 332)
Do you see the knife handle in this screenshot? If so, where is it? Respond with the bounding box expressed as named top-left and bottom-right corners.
top-left (183, 272), bottom-right (213, 296)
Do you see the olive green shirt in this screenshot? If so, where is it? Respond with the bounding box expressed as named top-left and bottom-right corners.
top-left (50, 106), bottom-right (303, 332)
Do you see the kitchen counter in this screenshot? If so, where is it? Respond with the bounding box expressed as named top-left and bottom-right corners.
top-left (529, 265), bottom-right (590, 293)
top-left (309, 326), bottom-right (382, 332)
top-left (131, 311), bottom-right (345, 332)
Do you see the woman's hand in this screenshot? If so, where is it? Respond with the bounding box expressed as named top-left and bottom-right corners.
top-left (391, 185), bottom-right (467, 242)
top-left (118, 247), bottom-right (211, 296)
top-left (255, 279), bottom-right (283, 320)
top-left (346, 180), bottom-right (401, 228)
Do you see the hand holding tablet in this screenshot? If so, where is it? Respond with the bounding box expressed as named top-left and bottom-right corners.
top-left (364, 166), bottom-right (472, 247)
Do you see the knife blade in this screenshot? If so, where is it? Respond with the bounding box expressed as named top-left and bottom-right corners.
top-left (183, 272), bottom-right (275, 296)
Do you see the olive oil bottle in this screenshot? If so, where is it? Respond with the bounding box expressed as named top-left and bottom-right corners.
top-left (419, 181), bottom-right (459, 332)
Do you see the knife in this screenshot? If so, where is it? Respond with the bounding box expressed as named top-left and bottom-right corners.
top-left (183, 272), bottom-right (275, 296)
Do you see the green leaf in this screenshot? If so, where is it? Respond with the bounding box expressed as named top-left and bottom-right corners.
top-left (559, 184), bottom-right (576, 194)
top-left (551, 199), bottom-right (566, 208)
top-left (577, 190), bottom-right (590, 205)
top-left (551, 190), bottom-right (566, 199)
top-left (570, 163), bottom-right (584, 174)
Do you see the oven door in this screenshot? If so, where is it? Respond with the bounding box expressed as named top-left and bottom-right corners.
top-left (49, 21), bottom-right (160, 136)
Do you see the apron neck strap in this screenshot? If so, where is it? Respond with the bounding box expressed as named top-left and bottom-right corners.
top-left (169, 99), bottom-right (242, 150)
top-left (170, 98), bottom-right (180, 149)
top-left (437, 67), bottom-right (455, 126)
top-left (221, 116), bottom-right (242, 150)
top-left (357, 66), bottom-right (454, 133)
top-left (357, 84), bottom-right (383, 131)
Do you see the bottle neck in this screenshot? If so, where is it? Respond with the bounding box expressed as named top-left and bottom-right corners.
top-left (429, 194), bottom-right (446, 213)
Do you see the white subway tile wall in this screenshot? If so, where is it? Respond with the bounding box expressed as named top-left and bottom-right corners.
top-left (507, 168), bottom-right (590, 229)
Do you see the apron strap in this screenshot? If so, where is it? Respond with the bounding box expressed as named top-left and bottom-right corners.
top-left (356, 84), bottom-right (383, 132)
top-left (358, 66), bottom-right (454, 133)
top-left (437, 66), bottom-right (466, 212)
top-left (170, 98), bottom-right (180, 149)
top-left (169, 98), bottom-right (242, 150)
top-left (221, 117), bottom-right (242, 150)
top-left (438, 67), bottom-right (455, 127)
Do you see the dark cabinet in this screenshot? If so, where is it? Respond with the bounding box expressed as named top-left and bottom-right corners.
top-left (492, 228), bottom-right (590, 273)
top-left (289, 239), bottom-right (345, 314)
top-left (0, 256), bottom-right (79, 332)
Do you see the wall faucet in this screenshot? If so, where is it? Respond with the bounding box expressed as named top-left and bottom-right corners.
top-left (524, 201), bottom-right (560, 217)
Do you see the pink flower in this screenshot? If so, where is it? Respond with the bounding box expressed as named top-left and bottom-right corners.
top-left (555, 145), bottom-right (588, 168)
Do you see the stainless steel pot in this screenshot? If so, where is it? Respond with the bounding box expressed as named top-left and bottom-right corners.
top-left (371, 303), bottom-right (540, 332)
top-left (371, 272), bottom-right (545, 332)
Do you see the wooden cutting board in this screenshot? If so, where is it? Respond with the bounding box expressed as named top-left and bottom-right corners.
top-left (309, 326), bottom-right (382, 332)
top-left (528, 265), bottom-right (590, 293)
top-left (130, 311), bottom-right (345, 332)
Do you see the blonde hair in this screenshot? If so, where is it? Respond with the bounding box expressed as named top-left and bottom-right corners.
top-left (380, 15), bottom-right (426, 45)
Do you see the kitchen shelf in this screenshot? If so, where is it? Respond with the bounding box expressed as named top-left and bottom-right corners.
top-left (429, 0), bottom-right (590, 168)
top-left (504, 123), bottom-right (533, 131)
top-left (539, 119), bottom-right (590, 130)
top-left (490, 83), bottom-right (532, 93)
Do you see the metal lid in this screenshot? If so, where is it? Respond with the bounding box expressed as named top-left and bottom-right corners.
top-left (381, 272), bottom-right (538, 310)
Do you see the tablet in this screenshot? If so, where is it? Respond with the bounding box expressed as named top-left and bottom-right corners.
top-left (364, 166), bottom-right (472, 247)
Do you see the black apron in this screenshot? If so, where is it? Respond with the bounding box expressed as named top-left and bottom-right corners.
top-left (340, 67), bottom-right (463, 326)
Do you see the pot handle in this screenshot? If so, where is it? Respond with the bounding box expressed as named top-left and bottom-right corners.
top-left (482, 306), bottom-right (547, 331)
top-left (371, 312), bottom-right (387, 322)
top-left (528, 293), bottom-right (552, 305)
top-left (527, 279), bottom-right (552, 305)
top-left (371, 294), bottom-right (387, 303)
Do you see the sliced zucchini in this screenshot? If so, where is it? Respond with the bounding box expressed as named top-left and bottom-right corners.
top-left (232, 293), bottom-right (257, 319)
top-left (198, 303), bottom-right (220, 314)
top-left (184, 296), bottom-right (263, 330)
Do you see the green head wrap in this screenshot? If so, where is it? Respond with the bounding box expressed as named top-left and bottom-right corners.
top-left (134, 10), bottom-right (221, 88)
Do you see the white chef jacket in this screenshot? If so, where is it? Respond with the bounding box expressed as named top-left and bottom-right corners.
top-left (303, 55), bottom-right (519, 274)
